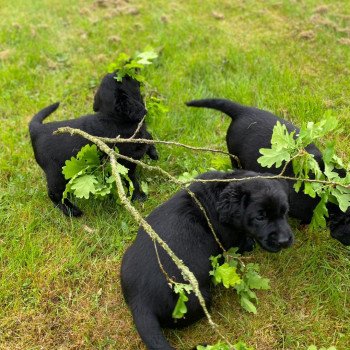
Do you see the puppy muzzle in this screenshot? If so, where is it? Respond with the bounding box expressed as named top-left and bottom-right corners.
top-left (126, 100), bottom-right (147, 122)
top-left (258, 229), bottom-right (294, 253)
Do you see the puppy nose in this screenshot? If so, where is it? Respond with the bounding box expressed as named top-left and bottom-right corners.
top-left (277, 234), bottom-right (293, 248)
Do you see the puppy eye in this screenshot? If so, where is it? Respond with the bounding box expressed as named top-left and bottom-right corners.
top-left (255, 214), bottom-right (265, 221)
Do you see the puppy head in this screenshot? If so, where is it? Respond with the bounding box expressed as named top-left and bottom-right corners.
top-left (217, 178), bottom-right (294, 253)
top-left (93, 73), bottom-right (147, 122)
top-left (328, 204), bottom-right (350, 245)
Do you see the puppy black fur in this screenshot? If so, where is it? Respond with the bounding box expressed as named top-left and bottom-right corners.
top-left (121, 170), bottom-right (293, 350)
top-left (29, 74), bottom-right (158, 217)
top-left (186, 98), bottom-right (350, 245)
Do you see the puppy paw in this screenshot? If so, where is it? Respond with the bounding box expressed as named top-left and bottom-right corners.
top-left (58, 202), bottom-right (83, 217)
top-left (68, 205), bottom-right (83, 217)
top-left (131, 191), bottom-right (147, 202)
top-left (148, 149), bottom-right (159, 160)
top-left (238, 237), bottom-right (255, 253)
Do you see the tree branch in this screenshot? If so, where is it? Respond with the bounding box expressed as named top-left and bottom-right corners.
top-left (54, 126), bottom-right (233, 345)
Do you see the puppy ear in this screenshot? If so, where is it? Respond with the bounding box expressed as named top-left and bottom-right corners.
top-left (93, 74), bottom-right (119, 113)
top-left (277, 179), bottom-right (290, 197)
top-left (93, 87), bottom-right (102, 112)
top-left (216, 183), bottom-right (249, 224)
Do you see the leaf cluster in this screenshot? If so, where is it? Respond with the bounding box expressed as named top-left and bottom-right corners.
top-left (107, 49), bottom-right (158, 83)
top-left (62, 144), bottom-right (132, 201)
top-left (307, 346), bottom-right (337, 350)
top-left (257, 113), bottom-right (350, 229)
top-left (210, 248), bottom-right (270, 314)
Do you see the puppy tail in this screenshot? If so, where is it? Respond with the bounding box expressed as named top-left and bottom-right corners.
top-left (29, 102), bottom-right (60, 129)
top-left (186, 98), bottom-right (245, 120)
top-left (132, 307), bottom-right (175, 350)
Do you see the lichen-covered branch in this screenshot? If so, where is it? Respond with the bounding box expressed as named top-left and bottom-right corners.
top-left (54, 127), bottom-right (350, 190)
top-left (54, 126), bottom-right (232, 345)
top-left (96, 134), bottom-right (241, 166)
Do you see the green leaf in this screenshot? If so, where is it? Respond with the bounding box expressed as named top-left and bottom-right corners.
top-left (258, 122), bottom-right (295, 168)
top-left (224, 247), bottom-right (241, 267)
top-left (78, 144), bottom-right (100, 162)
top-left (270, 122), bottom-right (296, 151)
top-left (211, 262), bottom-right (241, 288)
top-left (258, 148), bottom-right (290, 168)
top-left (331, 186), bottom-right (350, 212)
top-left (323, 141), bottom-right (336, 163)
top-left (62, 158), bottom-right (88, 179)
top-left (292, 153), bottom-right (323, 180)
top-left (240, 295), bottom-right (257, 314)
top-left (62, 144), bottom-right (100, 180)
top-left (303, 182), bottom-right (317, 198)
top-left (310, 193), bottom-right (329, 229)
top-left (172, 289), bottom-right (189, 319)
top-left (244, 264), bottom-right (270, 290)
top-left (70, 174), bottom-right (98, 199)
top-left (93, 182), bottom-right (112, 197)
top-left (294, 180), bottom-right (302, 193)
top-left (324, 163), bottom-right (340, 181)
top-left (116, 162), bottom-right (129, 176)
top-left (298, 114), bottom-right (338, 147)
top-left (172, 283), bottom-right (193, 319)
top-left (62, 169), bottom-right (87, 200)
top-left (173, 283), bottom-right (193, 294)
top-left (141, 181), bottom-right (149, 195)
top-left (136, 50), bottom-right (158, 65)
top-left (62, 144), bottom-right (101, 180)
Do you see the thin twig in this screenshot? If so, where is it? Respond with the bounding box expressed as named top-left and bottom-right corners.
top-left (129, 116), bottom-right (145, 139)
top-left (277, 152), bottom-right (302, 177)
top-left (94, 135), bottom-right (241, 166)
top-left (55, 127), bottom-right (350, 190)
top-left (185, 175), bottom-right (350, 189)
top-left (153, 240), bottom-right (176, 285)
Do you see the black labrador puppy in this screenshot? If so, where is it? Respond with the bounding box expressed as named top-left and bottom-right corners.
top-left (121, 170), bottom-right (293, 350)
top-left (186, 98), bottom-right (350, 245)
top-left (29, 73), bottom-right (158, 217)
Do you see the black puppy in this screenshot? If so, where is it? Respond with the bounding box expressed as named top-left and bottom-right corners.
top-left (186, 98), bottom-right (350, 245)
top-left (121, 170), bottom-right (293, 350)
top-left (29, 73), bottom-right (158, 217)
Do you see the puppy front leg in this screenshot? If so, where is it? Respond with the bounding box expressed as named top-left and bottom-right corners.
top-left (46, 170), bottom-right (83, 217)
top-left (126, 165), bottom-right (147, 202)
top-left (144, 130), bottom-right (159, 160)
top-left (237, 236), bottom-right (255, 253)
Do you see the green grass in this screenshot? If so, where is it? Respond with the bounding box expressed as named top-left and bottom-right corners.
top-left (1, 0), bottom-right (350, 349)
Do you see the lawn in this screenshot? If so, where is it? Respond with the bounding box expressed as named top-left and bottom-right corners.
top-left (1, 0), bottom-right (350, 349)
